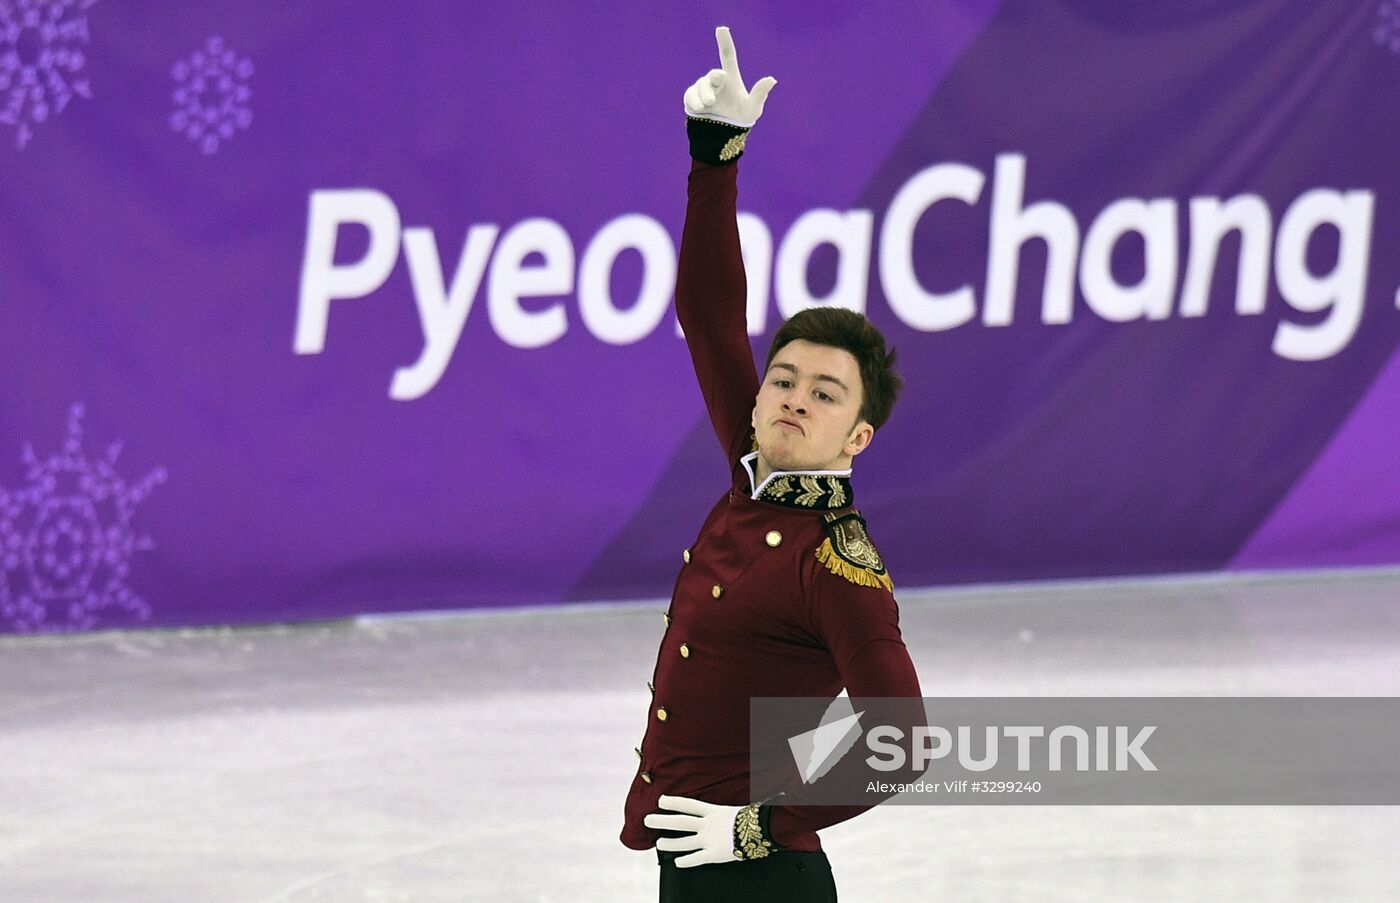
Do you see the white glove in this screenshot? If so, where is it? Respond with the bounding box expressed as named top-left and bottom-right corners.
top-left (682, 26), bottom-right (777, 129)
top-left (644, 794), bottom-right (746, 868)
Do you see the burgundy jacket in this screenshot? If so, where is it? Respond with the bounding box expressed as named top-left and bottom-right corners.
top-left (620, 123), bottom-right (923, 854)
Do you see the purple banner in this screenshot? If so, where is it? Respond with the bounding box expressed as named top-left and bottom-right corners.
top-left (3, 1), bottom-right (1398, 632)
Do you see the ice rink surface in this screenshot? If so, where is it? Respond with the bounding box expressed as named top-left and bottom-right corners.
top-left (3, 568), bottom-right (1400, 902)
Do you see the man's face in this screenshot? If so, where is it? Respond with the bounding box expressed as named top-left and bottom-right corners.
top-left (752, 339), bottom-right (874, 474)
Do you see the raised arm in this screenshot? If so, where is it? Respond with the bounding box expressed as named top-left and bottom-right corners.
top-left (675, 27), bottom-right (777, 465)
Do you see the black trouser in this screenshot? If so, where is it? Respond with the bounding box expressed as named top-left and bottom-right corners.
top-left (657, 849), bottom-right (837, 902)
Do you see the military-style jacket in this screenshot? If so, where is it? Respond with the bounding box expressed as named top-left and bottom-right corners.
top-left (619, 119), bottom-right (923, 854)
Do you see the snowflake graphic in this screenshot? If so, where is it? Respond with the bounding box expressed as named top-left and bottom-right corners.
top-left (0, 0), bottom-right (97, 150)
top-left (0, 404), bottom-right (166, 632)
top-left (169, 34), bottom-right (252, 155)
top-left (1376, 0), bottom-right (1400, 54)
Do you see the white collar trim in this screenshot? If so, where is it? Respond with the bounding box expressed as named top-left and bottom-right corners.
top-left (740, 451), bottom-right (853, 500)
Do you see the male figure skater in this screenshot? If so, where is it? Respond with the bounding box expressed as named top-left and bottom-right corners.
top-left (620, 27), bottom-right (924, 902)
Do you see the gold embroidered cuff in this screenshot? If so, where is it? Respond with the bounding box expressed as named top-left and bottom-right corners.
top-left (687, 116), bottom-right (751, 166)
top-left (731, 802), bottom-right (775, 860)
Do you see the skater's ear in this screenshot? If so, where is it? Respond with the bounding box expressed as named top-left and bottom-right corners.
top-left (844, 420), bottom-right (874, 458)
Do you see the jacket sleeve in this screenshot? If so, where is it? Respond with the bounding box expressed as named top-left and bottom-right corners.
top-left (675, 141), bottom-right (760, 467)
top-left (765, 562), bottom-right (925, 846)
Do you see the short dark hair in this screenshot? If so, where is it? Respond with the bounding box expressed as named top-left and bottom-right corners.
top-left (763, 307), bottom-right (902, 431)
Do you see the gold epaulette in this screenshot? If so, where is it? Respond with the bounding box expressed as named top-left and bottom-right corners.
top-left (815, 511), bottom-right (894, 591)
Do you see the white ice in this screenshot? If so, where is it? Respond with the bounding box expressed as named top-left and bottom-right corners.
top-left (2, 568), bottom-right (1399, 902)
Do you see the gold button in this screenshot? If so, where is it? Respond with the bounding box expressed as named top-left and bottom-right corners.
top-left (679, 643), bottom-right (691, 659)
top-left (635, 746), bottom-right (643, 760)
top-left (641, 771), bottom-right (653, 784)
top-left (765, 530), bottom-right (782, 547)
top-left (663, 612), bottom-right (671, 626)
top-left (711, 584), bottom-right (723, 599)
top-left (656, 706), bottom-right (669, 722)
top-left (683, 548), bottom-right (691, 564)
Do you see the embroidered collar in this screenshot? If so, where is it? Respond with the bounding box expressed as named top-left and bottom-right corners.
top-left (740, 451), bottom-right (854, 511)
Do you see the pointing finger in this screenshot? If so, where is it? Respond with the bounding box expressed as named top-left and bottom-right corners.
top-left (716, 26), bottom-right (743, 82)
